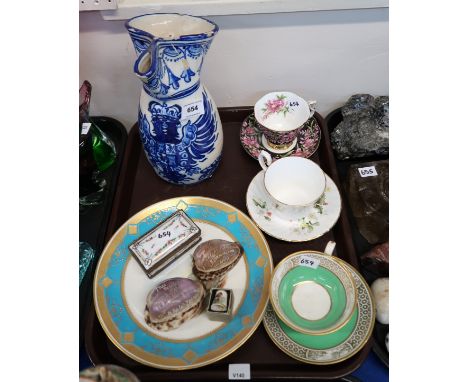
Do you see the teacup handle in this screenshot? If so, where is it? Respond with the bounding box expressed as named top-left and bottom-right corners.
top-left (324, 241), bottom-right (336, 256)
top-left (308, 100), bottom-right (317, 118)
top-left (258, 150), bottom-right (272, 171)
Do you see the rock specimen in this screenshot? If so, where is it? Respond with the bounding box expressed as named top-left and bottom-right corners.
top-left (362, 242), bottom-right (389, 263)
top-left (331, 94), bottom-right (389, 160)
top-left (371, 277), bottom-right (389, 325)
top-left (347, 160), bottom-right (389, 244)
top-left (361, 242), bottom-right (389, 277)
top-left (193, 239), bottom-right (243, 289)
top-left (144, 277), bottom-right (205, 331)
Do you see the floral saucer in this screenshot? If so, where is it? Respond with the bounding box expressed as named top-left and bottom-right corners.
top-left (240, 114), bottom-right (321, 160)
top-left (246, 171), bottom-right (341, 242)
top-left (263, 259), bottom-right (375, 365)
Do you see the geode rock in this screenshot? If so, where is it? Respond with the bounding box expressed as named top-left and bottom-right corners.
top-left (331, 94), bottom-right (389, 160)
top-left (347, 160), bottom-right (389, 244)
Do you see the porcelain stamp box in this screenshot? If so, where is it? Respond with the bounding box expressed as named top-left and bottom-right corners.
top-left (128, 210), bottom-right (201, 278)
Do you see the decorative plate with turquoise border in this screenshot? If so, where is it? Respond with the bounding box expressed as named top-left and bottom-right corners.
top-left (93, 197), bottom-right (273, 370)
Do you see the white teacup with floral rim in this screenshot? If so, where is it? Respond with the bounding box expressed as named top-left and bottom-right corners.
top-left (257, 150), bottom-right (326, 219)
top-left (254, 91), bottom-right (317, 153)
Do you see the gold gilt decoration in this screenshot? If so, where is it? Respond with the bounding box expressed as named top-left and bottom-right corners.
top-left (242, 316), bottom-right (252, 326)
top-left (128, 224), bottom-right (138, 235)
top-left (228, 212), bottom-right (237, 223)
top-left (101, 277), bottom-right (113, 288)
top-left (176, 200), bottom-right (189, 211)
top-left (110, 303), bottom-right (124, 320)
top-left (256, 256), bottom-right (266, 268)
top-left (123, 332), bottom-right (134, 343)
top-left (183, 350), bottom-right (197, 363)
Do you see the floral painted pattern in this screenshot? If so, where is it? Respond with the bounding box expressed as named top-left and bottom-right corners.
top-left (252, 197), bottom-right (323, 232)
top-left (246, 172), bottom-right (341, 242)
top-left (240, 114), bottom-right (321, 160)
top-left (261, 94), bottom-right (294, 120)
top-left (298, 216), bottom-right (319, 232)
top-left (314, 192), bottom-right (328, 215)
top-left (252, 198), bottom-right (271, 221)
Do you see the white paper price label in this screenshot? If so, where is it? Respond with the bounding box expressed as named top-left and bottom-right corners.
top-left (229, 364), bottom-right (250, 380)
top-left (299, 255), bottom-right (320, 269)
top-left (181, 99), bottom-right (204, 121)
top-left (358, 166), bottom-right (378, 177)
top-left (81, 122), bottom-right (92, 135)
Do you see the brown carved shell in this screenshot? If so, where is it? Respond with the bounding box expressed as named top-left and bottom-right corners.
top-left (192, 239), bottom-right (243, 272)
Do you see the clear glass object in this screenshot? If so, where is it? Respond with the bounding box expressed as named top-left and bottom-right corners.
top-left (79, 241), bottom-right (95, 286)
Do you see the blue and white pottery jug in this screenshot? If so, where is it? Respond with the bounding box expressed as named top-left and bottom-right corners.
top-left (126, 14), bottom-right (223, 184)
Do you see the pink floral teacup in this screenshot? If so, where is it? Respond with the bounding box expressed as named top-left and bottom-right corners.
top-left (254, 91), bottom-right (316, 153)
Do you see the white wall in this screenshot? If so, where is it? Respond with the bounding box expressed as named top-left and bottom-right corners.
top-left (79, 9), bottom-right (388, 130)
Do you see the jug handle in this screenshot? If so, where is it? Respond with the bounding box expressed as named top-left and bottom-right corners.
top-left (133, 39), bottom-right (159, 83)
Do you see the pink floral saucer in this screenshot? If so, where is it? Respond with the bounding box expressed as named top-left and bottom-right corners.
top-left (240, 113), bottom-right (321, 160)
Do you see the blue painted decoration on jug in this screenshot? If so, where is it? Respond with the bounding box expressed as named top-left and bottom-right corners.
top-left (126, 13), bottom-right (223, 185)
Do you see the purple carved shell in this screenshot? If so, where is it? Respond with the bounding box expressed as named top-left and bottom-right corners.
top-left (146, 277), bottom-right (204, 324)
top-left (193, 239), bottom-right (243, 272)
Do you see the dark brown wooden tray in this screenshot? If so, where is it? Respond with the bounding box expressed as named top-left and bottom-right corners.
top-left (84, 107), bottom-right (372, 380)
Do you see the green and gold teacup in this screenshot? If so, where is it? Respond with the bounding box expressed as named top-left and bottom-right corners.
top-left (269, 241), bottom-right (357, 335)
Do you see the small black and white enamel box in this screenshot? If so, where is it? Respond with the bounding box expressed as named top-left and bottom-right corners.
top-left (206, 288), bottom-right (233, 321)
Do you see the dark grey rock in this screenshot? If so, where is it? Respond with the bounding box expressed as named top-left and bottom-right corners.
top-left (341, 94), bottom-right (374, 116)
top-left (331, 94), bottom-right (389, 160)
top-left (374, 96), bottom-right (389, 129)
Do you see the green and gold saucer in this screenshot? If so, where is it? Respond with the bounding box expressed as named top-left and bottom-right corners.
top-left (278, 266), bottom-right (347, 332)
top-left (270, 246), bottom-right (357, 335)
top-left (263, 258), bottom-right (375, 365)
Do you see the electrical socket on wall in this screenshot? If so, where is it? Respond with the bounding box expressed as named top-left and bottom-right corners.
top-left (79, 0), bottom-right (117, 11)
